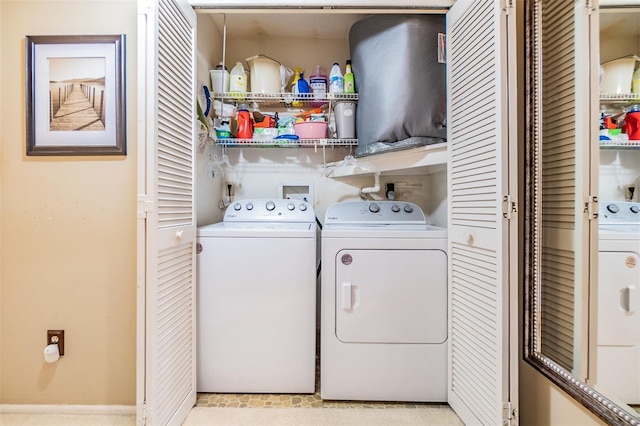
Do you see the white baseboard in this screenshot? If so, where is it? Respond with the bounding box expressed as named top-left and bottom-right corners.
top-left (0, 404), bottom-right (135, 415)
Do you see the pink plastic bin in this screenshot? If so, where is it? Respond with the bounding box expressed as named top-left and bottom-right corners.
top-left (294, 121), bottom-right (328, 139)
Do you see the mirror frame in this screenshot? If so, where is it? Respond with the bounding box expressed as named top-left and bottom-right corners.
top-left (523, 1), bottom-right (639, 425)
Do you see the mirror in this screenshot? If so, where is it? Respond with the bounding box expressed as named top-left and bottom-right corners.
top-left (524, 0), bottom-right (640, 424)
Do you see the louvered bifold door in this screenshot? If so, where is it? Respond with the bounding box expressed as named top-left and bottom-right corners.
top-left (137, 0), bottom-right (197, 425)
top-left (537, 0), bottom-right (593, 378)
top-left (447, 0), bottom-right (518, 425)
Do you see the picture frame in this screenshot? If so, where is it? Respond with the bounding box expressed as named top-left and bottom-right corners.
top-left (25, 35), bottom-right (126, 156)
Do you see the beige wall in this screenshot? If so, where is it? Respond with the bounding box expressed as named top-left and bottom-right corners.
top-left (0, 0), bottom-right (137, 405)
top-left (519, 362), bottom-right (606, 426)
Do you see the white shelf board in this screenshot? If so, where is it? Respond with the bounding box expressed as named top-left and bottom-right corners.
top-left (326, 142), bottom-right (448, 177)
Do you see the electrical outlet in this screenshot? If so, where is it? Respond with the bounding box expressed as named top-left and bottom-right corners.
top-left (47, 330), bottom-right (64, 355)
top-left (225, 182), bottom-right (235, 197)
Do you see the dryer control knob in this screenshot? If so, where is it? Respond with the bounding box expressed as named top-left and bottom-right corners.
top-left (391, 204), bottom-right (401, 212)
top-left (607, 204), bottom-right (620, 214)
top-left (631, 205), bottom-right (640, 214)
top-left (233, 202), bottom-right (242, 211)
top-left (299, 204), bottom-right (308, 211)
top-left (369, 203), bottom-right (380, 213)
top-left (403, 204), bottom-right (414, 213)
top-left (246, 203), bottom-right (254, 211)
top-left (266, 201), bottom-right (276, 211)
top-left (287, 203), bottom-right (295, 211)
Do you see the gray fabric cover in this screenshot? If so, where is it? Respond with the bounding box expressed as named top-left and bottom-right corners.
top-left (349, 15), bottom-right (447, 158)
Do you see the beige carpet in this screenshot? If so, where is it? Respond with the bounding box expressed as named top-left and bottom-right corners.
top-left (0, 406), bottom-right (464, 426)
top-left (0, 413), bottom-right (135, 425)
top-left (183, 406), bottom-right (464, 425)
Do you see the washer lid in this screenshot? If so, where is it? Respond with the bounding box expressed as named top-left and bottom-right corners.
top-left (198, 221), bottom-right (315, 237)
top-left (599, 225), bottom-right (640, 240)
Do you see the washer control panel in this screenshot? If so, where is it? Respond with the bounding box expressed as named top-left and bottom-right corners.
top-left (600, 201), bottom-right (640, 225)
top-left (324, 201), bottom-right (426, 225)
top-left (224, 199), bottom-right (315, 223)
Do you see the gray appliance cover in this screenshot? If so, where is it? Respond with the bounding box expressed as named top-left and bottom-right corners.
top-left (349, 15), bottom-right (447, 157)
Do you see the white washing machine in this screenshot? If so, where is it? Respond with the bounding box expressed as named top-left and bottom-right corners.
top-left (597, 201), bottom-right (640, 404)
top-left (321, 201), bottom-right (448, 402)
top-left (196, 199), bottom-right (317, 394)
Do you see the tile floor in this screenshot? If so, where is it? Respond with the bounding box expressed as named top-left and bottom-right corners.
top-left (196, 356), bottom-right (447, 410)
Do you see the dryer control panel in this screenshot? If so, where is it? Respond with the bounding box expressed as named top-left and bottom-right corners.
top-left (324, 201), bottom-right (426, 225)
top-left (600, 201), bottom-right (640, 225)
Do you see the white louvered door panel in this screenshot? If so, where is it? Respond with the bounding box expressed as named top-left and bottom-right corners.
top-left (137, 0), bottom-right (197, 425)
top-left (537, 0), bottom-right (594, 379)
top-left (447, 0), bottom-right (518, 425)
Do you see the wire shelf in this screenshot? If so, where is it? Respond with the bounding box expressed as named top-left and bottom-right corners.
top-left (216, 138), bottom-right (357, 147)
top-left (599, 141), bottom-right (640, 149)
top-left (211, 92), bottom-right (358, 108)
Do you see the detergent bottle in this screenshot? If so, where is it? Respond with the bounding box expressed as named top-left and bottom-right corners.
top-left (229, 61), bottom-right (248, 100)
top-left (344, 60), bottom-right (355, 94)
top-left (236, 103), bottom-right (253, 140)
top-left (291, 68), bottom-right (310, 107)
top-left (309, 65), bottom-right (328, 107)
top-left (329, 62), bottom-right (344, 94)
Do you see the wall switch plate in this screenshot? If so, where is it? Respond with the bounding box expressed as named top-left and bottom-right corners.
top-left (47, 330), bottom-right (64, 355)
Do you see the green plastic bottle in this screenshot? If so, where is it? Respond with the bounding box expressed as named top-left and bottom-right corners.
top-left (344, 60), bottom-right (355, 94)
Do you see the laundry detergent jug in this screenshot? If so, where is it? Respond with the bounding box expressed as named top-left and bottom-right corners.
top-left (624, 104), bottom-right (640, 140)
top-left (236, 104), bottom-right (253, 139)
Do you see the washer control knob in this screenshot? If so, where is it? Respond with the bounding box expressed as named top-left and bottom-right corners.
top-left (265, 201), bottom-right (276, 211)
top-left (606, 204), bottom-right (620, 214)
top-left (299, 203), bottom-right (308, 211)
top-left (287, 203), bottom-right (295, 211)
top-left (233, 202), bottom-right (242, 211)
top-left (369, 203), bottom-right (380, 213)
top-left (631, 205), bottom-right (640, 214)
top-left (245, 203), bottom-right (254, 211)
top-left (391, 204), bottom-right (401, 213)
top-left (403, 204), bottom-right (414, 213)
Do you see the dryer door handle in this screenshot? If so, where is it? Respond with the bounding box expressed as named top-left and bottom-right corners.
top-left (342, 282), bottom-right (353, 311)
top-left (624, 285), bottom-right (637, 313)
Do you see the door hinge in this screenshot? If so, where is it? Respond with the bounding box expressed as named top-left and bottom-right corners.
top-left (584, 196), bottom-right (599, 220)
top-left (502, 0), bottom-right (514, 14)
top-left (137, 195), bottom-right (154, 219)
top-left (137, 401), bottom-right (147, 426)
top-left (503, 401), bottom-right (517, 425)
top-left (502, 195), bottom-right (517, 219)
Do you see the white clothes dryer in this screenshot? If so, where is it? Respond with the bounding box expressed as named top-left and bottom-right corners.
top-left (196, 199), bottom-right (317, 394)
top-left (597, 201), bottom-right (640, 404)
top-left (321, 201), bottom-right (448, 402)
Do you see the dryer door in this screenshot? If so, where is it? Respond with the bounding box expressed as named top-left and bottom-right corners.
top-left (598, 251), bottom-right (640, 346)
top-left (335, 249), bottom-right (447, 344)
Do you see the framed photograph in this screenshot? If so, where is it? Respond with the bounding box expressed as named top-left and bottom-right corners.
top-left (26, 35), bottom-right (126, 156)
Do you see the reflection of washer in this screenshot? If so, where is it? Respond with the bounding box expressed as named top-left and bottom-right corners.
top-left (597, 201), bottom-right (640, 404)
top-left (196, 199), bottom-right (317, 393)
top-left (321, 201), bottom-right (447, 402)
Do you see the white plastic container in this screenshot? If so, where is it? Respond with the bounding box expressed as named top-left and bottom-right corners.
top-left (246, 54), bottom-right (281, 93)
top-left (210, 63), bottom-right (230, 93)
top-left (601, 55), bottom-right (640, 94)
